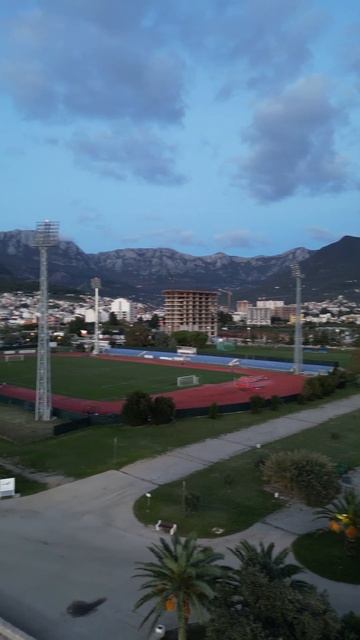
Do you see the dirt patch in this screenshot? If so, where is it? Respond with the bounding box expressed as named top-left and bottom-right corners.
top-left (0, 404), bottom-right (61, 443)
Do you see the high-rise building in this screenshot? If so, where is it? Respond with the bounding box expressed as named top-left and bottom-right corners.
top-left (247, 306), bottom-right (272, 325)
top-left (110, 298), bottom-right (136, 323)
top-left (163, 290), bottom-right (218, 337)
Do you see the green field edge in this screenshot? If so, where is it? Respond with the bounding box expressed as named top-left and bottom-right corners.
top-left (0, 385), bottom-right (357, 481)
top-left (292, 531), bottom-right (360, 584)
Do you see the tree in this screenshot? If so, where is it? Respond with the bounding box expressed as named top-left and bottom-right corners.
top-left (218, 311), bottom-right (233, 327)
top-left (153, 331), bottom-right (172, 349)
top-left (207, 542), bottom-right (340, 640)
top-left (230, 541), bottom-right (307, 590)
top-left (121, 391), bottom-right (153, 426)
top-left (125, 323), bottom-right (151, 347)
top-left (66, 316), bottom-right (86, 335)
top-left (149, 314), bottom-right (160, 329)
top-left (134, 534), bottom-right (225, 640)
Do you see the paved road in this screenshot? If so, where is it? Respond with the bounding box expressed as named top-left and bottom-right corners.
top-left (1, 394), bottom-right (360, 639)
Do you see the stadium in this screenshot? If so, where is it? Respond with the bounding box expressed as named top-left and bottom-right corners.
top-left (0, 347), bottom-right (333, 419)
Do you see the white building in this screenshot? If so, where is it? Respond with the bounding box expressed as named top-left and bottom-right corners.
top-left (256, 300), bottom-right (284, 310)
top-left (247, 306), bottom-right (272, 325)
top-left (84, 308), bottom-right (109, 323)
top-left (111, 298), bottom-right (136, 323)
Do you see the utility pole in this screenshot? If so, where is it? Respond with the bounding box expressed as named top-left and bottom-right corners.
top-left (91, 277), bottom-right (101, 355)
top-left (291, 263), bottom-right (304, 375)
top-left (33, 220), bottom-right (59, 421)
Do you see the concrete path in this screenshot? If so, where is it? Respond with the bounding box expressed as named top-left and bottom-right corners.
top-left (0, 394), bottom-right (360, 640)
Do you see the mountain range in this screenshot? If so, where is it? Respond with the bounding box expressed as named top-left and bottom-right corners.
top-left (0, 230), bottom-right (359, 304)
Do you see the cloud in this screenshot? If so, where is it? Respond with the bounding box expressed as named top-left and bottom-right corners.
top-left (121, 228), bottom-right (203, 247)
top-left (214, 229), bottom-right (263, 249)
top-left (306, 227), bottom-right (337, 242)
top-left (0, 3), bottom-right (185, 124)
top-left (69, 128), bottom-right (186, 185)
top-left (235, 75), bottom-right (350, 202)
top-left (173, 0), bottom-right (325, 96)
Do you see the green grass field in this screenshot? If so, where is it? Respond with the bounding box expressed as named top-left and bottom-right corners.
top-left (134, 407), bottom-right (360, 537)
top-left (0, 356), bottom-right (235, 400)
top-left (293, 531), bottom-right (360, 584)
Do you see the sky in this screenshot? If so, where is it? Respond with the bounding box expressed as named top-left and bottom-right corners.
top-left (0, 0), bottom-right (359, 256)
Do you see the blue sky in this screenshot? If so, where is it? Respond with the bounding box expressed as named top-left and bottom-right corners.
top-left (0, 0), bottom-right (359, 256)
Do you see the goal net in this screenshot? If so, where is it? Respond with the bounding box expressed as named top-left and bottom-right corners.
top-left (177, 375), bottom-right (199, 387)
top-left (4, 354), bottom-right (24, 362)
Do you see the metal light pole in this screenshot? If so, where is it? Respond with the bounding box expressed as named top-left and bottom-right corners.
top-left (91, 277), bottom-right (101, 355)
top-left (291, 263), bottom-right (304, 375)
top-left (33, 220), bottom-right (59, 421)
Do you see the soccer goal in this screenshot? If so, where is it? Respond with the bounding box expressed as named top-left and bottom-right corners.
top-left (177, 375), bottom-right (199, 387)
top-left (4, 354), bottom-right (24, 362)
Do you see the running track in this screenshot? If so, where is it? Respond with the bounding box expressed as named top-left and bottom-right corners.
top-left (0, 354), bottom-right (304, 416)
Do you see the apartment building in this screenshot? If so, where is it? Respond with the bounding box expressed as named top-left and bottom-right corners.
top-left (163, 290), bottom-right (218, 337)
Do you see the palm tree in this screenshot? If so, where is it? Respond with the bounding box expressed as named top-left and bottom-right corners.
top-left (230, 540), bottom-right (308, 590)
top-left (316, 489), bottom-right (360, 554)
top-left (134, 533), bottom-right (225, 640)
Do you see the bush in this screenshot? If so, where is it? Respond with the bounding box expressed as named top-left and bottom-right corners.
top-left (122, 392), bottom-right (175, 426)
top-left (151, 396), bottom-right (175, 425)
top-left (250, 394), bottom-right (266, 414)
top-left (303, 377), bottom-right (323, 401)
top-left (208, 402), bottom-right (220, 419)
top-left (340, 612), bottom-right (360, 639)
top-left (185, 492), bottom-right (200, 513)
top-left (121, 391), bottom-right (152, 426)
top-left (262, 450), bottom-right (340, 507)
top-left (269, 395), bottom-right (281, 411)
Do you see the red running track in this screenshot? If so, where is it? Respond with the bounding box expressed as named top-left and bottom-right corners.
top-left (0, 356), bottom-right (304, 415)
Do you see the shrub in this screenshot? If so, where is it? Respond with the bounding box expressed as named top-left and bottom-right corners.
top-left (250, 394), bottom-right (266, 414)
top-left (262, 450), bottom-right (340, 507)
top-left (121, 391), bottom-right (152, 426)
top-left (208, 402), bottom-right (220, 419)
top-left (303, 377), bottom-right (323, 401)
top-left (185, 492), bottom-right (200, 513)
top-left (269, 395), bottom-right (281, 411)
top-left (151, 396), bottom-right (175, 425)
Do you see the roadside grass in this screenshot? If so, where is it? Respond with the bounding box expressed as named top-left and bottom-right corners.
top-left (0, 465), bottom-right (44, 496)
top-left (0, 400), bottom-right (313, 478)
top-left (293, 531), bottom-right (360, 584)
top-left (0, 385), bottom-right (357, 480)
top-left (134, 407), bottom-right (360, 538)
top-left (0, 356), bottom-right (235, 400)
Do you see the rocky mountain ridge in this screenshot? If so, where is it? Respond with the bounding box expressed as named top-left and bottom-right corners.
top-left (0, 230), bottom-right (359, 303)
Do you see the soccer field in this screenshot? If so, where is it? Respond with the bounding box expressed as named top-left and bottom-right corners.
top-left (0, 356), bottom-right (236, 400)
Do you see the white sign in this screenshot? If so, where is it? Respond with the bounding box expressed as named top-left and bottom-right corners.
top-left (0, 478), bottom-right (15, 498)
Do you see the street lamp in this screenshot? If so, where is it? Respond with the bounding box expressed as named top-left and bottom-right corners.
top-left (291, 263), bottom-right (304, 374)
top-left (91, 277), bottom-right (101, 355)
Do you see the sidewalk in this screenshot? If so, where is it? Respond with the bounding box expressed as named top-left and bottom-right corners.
top-left (121, 393), bottom-right (360, 485)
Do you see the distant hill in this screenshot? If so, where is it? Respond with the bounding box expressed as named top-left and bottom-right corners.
top-left (0, 230), bottom-right (359, 304)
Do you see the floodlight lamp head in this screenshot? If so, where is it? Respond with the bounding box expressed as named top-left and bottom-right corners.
top-left (34, 220), bottom-right (59, 247)
top-left (291, 262), bottom-right (303, 279)
top-left (91, 277), bottom-right (101, 289)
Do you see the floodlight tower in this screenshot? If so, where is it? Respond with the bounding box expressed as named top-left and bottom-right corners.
top-left (291, 262), bottom-right (304, 375)
top-left (91, 277), bottom-right (101, 355)
top-left (33, 220), bottom-right (59, 421)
